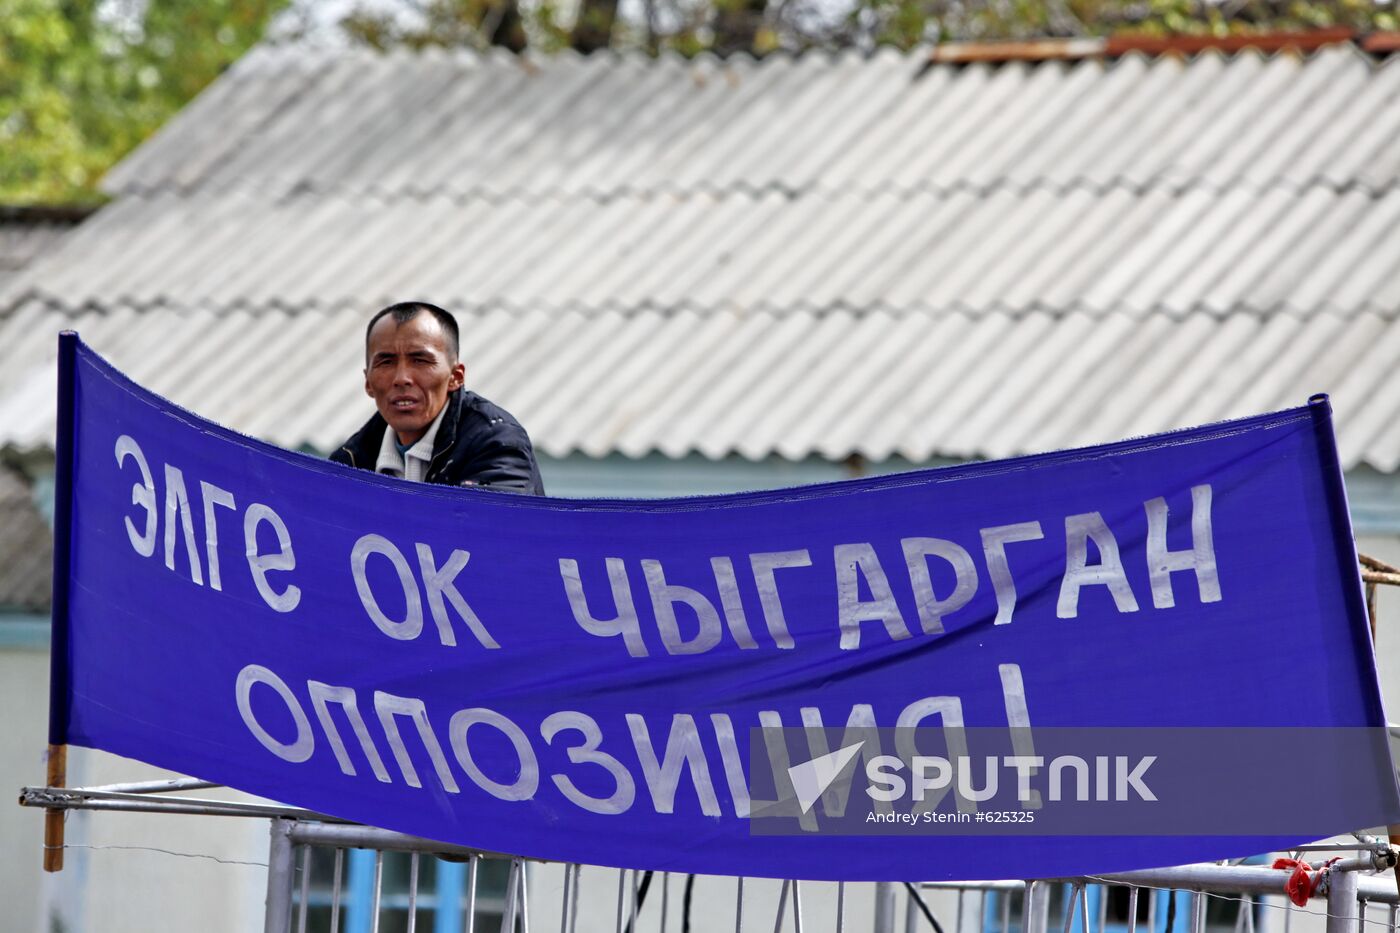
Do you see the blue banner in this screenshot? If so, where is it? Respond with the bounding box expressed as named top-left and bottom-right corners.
top-left (51, 334), bottom-right (1398, 880)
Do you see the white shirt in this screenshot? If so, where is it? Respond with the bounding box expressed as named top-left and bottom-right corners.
top-left (375, 405), bottom-right (449, 483)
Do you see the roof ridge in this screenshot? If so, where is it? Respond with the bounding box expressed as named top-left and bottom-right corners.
top-left (98, 173), bottom-right (1400, 205)
top-left (11, 294), bottom-right (1398, 323)
top-left (250, 30), bottom-right (1400, 69)
top-left (924, 29), bottom-right (1400, 64)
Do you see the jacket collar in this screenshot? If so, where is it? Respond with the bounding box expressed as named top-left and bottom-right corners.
top-left (343, 389), bottom-right (463, 475)
top-left (425, 389), bottom-right (463, 477)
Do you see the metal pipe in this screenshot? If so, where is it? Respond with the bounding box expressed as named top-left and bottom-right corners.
top-left (1240, 896), bottom-right (1253, 933)
top-left (1025, 882), bottom-right (1050, 933)
top-left (879, 864), bottom-right (1394, 907)
top-left (1064, 884), bottom-right (1082, 933)
top-left (520, 860), bottom-right (531, 933)
top-left (1073, 866), bottom-right (1398, 903)
top-left (297, 844), bottom-right (311, 933)
top-left (1328, 858), bottom-right (1381, 875)
top-left (631, 866), bottom-right (640, 933)
top-left (503, 859), bottom-right (521, 933)
top-left (661, 872), bottom-right (670, 933)
top-left (1288, 844), bottom-right (1398, 854)
top-left (773, 880), bottom-right (790, 933)
top-left (1327, 865), bottom-right (1359, 933)
top-left (20, 787), bottom-right (336, 821)
top-left (616, 869), bottom-right (627, 933)
top-left (562, 863), bottom-right (574, 933)
top-left (370, 850), bottom-right (384, 933)
top-left (286, 822), bottom-right (505, 858)
top-left (329, 849), bottom-right (344, 933)
top-left (407, 852), bottom-right (419, 933)
top-left (264, 820), bottom-right (295, 933)
top-left (465, 855), bottom-right (479, 933)
top-left (792, 881), bottom-right (803, 933)
top-left (68, 777), bottom-right (222, 795)
top-left (905, 883), bottom-right (920, 933)
top-left (875, 882), bottom-right (898, 933)
top-left (1188, 892), bottom-right (1205, 933)
top-left (1127, 888), bottom-right (1138, 933)
top-left (838, 881), bottom-right (846, 933)
top-left (569, 864), bottom-right (581, 933)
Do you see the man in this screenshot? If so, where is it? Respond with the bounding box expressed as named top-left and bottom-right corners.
top-left (332, 301), bottom-right (545, 494)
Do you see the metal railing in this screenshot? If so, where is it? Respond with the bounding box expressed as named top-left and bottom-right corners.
top-left (18, 774), bottom-right (1400, 933)
top-left (256, 813), bottom-right (1400, 933)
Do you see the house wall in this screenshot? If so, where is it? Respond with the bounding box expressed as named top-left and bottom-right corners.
top-left (0, 627), bottom-right (47, 933)
top-left (1, 622), bottom-right (270, 933)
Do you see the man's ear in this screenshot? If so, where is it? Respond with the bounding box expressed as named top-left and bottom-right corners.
top-left (450, 361), bottom-right (466, 391)
top-left (364, 367), bottom-right (373, 398)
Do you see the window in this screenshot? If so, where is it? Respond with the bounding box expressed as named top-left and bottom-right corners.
top-left (296, 848), bottom-right (515, 933)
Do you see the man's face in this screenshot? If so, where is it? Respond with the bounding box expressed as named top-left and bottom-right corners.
top-left (364, 313), bottom-right (466, 446)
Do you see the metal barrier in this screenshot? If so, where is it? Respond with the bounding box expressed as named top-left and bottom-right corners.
top-left (920, 856), bottom-right (1400, 933)
top-left (18, 776), bottom-right (1400, 933)
top-left (255, 812), bottom-right (1400, 933)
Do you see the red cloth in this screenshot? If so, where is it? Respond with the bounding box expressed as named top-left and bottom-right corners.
top-left (1271, 857), bottom-right (1340, 906)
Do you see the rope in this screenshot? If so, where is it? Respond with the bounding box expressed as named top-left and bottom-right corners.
top-left (903, 881), bottom-right (948, 933)
top-left (624, 871), bottom-right (655, 933)
top-left (44, 842), bottom-right (267, 867)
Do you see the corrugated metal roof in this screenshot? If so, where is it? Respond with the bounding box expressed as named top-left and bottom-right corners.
top-left (92, 44), bottom-right (1400, 200)
top-left (0, 466), bottom-right (52, 611)
top-left (8, 184), bottom-right (1400, 318)
top-left (2, 43), bottom-right (1399, 468)
top-left (3, 301), bottom-right (1399, 472)
top-left (0, 219), bottom-right (78, 292)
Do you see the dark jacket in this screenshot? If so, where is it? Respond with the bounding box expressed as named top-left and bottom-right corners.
top-left (331, 389), bottom-right (545, 494)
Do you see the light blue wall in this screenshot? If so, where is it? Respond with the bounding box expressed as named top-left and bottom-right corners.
top-left (535, 452), bottom-right (953, 499)
top-left (0, 615), bottom-right (48, 649)
top-left (535, 452), bottom-right (855, 498)
top-left (1345, 466), bottom-right (1400, 535)
top-left (540, 453), bottom-right (1400, 538)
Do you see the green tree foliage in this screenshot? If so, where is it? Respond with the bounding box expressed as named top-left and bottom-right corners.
top-left (0, 0), bottom-right (286, 205)
top-left (338, 0), bottom-right (1398, 59)
top-left (6, 0), bottom-right (1391, 209)
top-left (859, 0), bottom-right (1399, 50)
top-left (342, 0), bottom-right (532, 52)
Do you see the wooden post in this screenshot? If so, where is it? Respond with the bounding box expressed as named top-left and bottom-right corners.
top-left (1359, 561), bottom-right (1400, 900)
top-left (1368, 581), bottom-right (1380, 643)
top-left (43, 743), bottom-right (66, 872)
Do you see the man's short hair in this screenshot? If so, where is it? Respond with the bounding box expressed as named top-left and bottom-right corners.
top-left (365, 301), bottom-right (460, 362)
